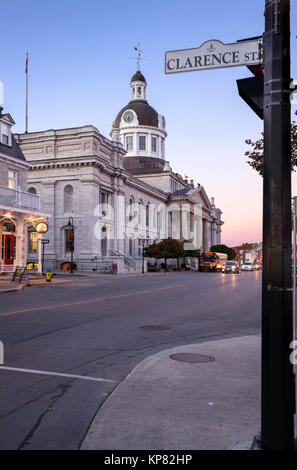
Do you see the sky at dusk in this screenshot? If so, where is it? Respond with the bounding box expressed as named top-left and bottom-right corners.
top-left (1, 0), bottom-right (297, 247)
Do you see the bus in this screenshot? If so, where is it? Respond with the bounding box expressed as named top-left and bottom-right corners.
top-left (199, 252), bottom-right (228, 272)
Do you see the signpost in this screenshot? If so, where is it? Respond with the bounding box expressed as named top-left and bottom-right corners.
top-left (41, 239), bottom-right (49, 275)
top-left (165, 0), bottom-right (295, 450)
top-left (165, 38), bottom-right (262, 74)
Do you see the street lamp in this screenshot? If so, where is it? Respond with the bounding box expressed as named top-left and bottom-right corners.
top-left (67, 217), bottom-right (74, 273)
top-left (142, 239), bottom-right (145, 274)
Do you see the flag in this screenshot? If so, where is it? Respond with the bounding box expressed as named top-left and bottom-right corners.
top-left (25, 54), bottom-right (28, 74)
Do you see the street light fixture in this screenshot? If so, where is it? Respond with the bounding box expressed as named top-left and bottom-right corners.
top-left (67, 216), bottom-right (74, 273)
top-left (142, 239), bottom-right (145, 274)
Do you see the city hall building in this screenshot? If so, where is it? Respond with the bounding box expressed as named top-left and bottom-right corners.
top-left (15, 70), bottom-right (223, 272)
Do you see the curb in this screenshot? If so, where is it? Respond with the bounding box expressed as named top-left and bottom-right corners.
top-left (0, 284), bottom-right (26, 294)
top-left (0, 280), bottom-right (72, 293)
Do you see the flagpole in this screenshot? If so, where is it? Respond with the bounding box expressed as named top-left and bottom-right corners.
top-left (25, 52), bottom-right (28, 134)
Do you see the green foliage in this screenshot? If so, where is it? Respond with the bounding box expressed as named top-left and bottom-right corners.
top-left (210, 244), bottom-right (236, 260)
top-left (245, 111), bottom-right (297, 176)
top-left (240, 242), bottom-right (257, 250)
top-left (144, 238), bottom-right (199, 259)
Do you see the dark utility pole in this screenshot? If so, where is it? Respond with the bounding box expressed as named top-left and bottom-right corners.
top-left (262, 0), bottom-right (295, 449)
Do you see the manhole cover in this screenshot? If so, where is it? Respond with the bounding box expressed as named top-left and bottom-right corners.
top-left (139, 325), bottom-right (170, 331)
top-left (170, 353), bottom-right (215, 363)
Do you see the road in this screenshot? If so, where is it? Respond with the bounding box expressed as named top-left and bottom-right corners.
top-left (0, 271), bottom-right (261, 449)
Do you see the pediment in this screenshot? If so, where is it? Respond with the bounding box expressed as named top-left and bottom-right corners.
top-left (1, 113), bottom-right (15, 125)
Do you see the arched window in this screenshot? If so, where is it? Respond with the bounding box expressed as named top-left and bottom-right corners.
top-left (138, 200), bottom-right (143, 225)
top-left (28, 187), bottom-right (37, 195)
top-left (64, 185), bottom-right (74, 213)
top-left (146, 204), bottom-right (150, 227)
top-left (129, 197), bottom-right (134, 222)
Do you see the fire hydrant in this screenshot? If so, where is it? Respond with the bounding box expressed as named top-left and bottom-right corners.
top-left (46, 270), bottom-right (52, 282)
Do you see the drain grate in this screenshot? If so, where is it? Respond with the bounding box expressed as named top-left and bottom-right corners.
top-left (139, 325), bottom-right (170, 331)
top-left (170, 353), bottom-right (215, 363)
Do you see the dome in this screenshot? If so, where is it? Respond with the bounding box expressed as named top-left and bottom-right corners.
top-left (113, 100), bottom-right (159, 128)
top-left (130, 71), bottom-right (147, 84)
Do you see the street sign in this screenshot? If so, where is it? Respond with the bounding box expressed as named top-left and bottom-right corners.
top-left (41, 239), bottom-right (49, 244)
top-left (165, 38), bottom-right (262, 74)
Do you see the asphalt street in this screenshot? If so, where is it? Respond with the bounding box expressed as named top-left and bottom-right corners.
top-left (0, 271), bottom-right (262, 450)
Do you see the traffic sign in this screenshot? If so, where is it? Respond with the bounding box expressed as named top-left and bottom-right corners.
top-left (165, 38), bottom-right (262, 74)
top-left (41, 239), bottom-right (49, 244)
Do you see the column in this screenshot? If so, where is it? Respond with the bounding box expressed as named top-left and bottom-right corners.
top-left (202, 219), bottom-right (210, 252)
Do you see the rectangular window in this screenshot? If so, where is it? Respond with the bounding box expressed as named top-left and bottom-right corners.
top-left (65, 229), bottom-right (74, 253)
top-left (8, 170), bottom-right (18, 190)
top-left (126, 136), bottom-right (133, 151)
top-left (29, 231), bottom-right (38, 253)
top-left (139, 135), bottom-right (146, 151)
top-left (2, 134), bottom-right (8, 145)
top-left (101, 192), bottom-right (109, 216)
top-left (101, 192), bottom-right (107, 204)
top-left (161, 139), bottom-right (165, 158)
top-left (151, 136), bottom-right (157, 153)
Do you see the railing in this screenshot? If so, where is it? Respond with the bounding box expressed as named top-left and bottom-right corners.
top-left (0, 185), bottom-right (40, 210)
top-left (111, 249), bottom-right (137, 271)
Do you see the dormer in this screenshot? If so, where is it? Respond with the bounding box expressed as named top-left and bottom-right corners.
top-left (0, 107), bottom-right (15, 147)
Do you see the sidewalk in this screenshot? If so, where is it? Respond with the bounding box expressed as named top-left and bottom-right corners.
top-left (81, 335), bottom-right (261, 451)
top-left (0, 277), bottom-right (73, 293)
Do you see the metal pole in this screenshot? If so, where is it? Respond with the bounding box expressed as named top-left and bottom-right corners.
top-left (25, 52), bottom-right (28, 134)
top-left (42, 241), bottom-right (45, 275)
top-left (70, 219), bottom-right (73, 274)
top-left (261, 0), bottom-right (295, 449)
top-left (142, 241), bottom-right (145, 274)
top-left (293, 197), bottom-right (297, 340)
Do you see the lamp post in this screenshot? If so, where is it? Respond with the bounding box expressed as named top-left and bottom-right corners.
top-left (261, 0), bottom-right (295, 450)
top-left (142, 239), bottom-right (145, 274)
top-left (67, 217), bottom-right (74, 273)
top-left (164, 247), bottom-right (167, 273)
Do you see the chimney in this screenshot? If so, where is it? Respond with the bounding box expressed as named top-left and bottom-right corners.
top-left (190, 179), bottom-right (194, 188)
top-left (0, 106), bottom-right (3, 117)
top-left (211, 197), bottom-right (215, 206)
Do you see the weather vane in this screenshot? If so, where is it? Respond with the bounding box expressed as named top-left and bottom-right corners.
top-left (134, 43), bottom-right (143, 71)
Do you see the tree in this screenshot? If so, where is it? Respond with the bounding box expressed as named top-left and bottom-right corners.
top-left (144, 238), bottom-right (184, 260)
top-left (245, 111), bottom-right (297, 176)
top-left (144, 238), bottom-right (200, 270)
top-left (240, 242), bottom-right (257, 250)
top-left (210, 244), bottom-right (236, 260)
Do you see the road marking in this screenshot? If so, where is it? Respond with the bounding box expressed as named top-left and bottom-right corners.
top-left (0, 366), bottom-right (115, 383)
top-left (0, 283), bottom-right (185, 318)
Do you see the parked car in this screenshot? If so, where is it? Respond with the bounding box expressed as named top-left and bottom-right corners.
top-left (222, 261), bottom-right (240, 274)
top-left (241, 262), bottom-right (254, 272)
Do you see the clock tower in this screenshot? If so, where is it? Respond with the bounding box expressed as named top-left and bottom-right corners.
top-left (110, 71), bottom-right (167, 163)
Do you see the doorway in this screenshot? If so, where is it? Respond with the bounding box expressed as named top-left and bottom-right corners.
top-left (3, 234), bottom-right (15, 265)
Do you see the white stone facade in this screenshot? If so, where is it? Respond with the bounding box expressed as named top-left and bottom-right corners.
top-left (14, 71), bottom-right (223, 272)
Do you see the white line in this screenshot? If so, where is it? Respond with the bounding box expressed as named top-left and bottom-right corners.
top-left (0, 366), bottom-right (115, 383)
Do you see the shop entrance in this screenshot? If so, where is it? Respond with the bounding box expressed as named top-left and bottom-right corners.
top-left (4, 234), bottom-right (15, 265)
